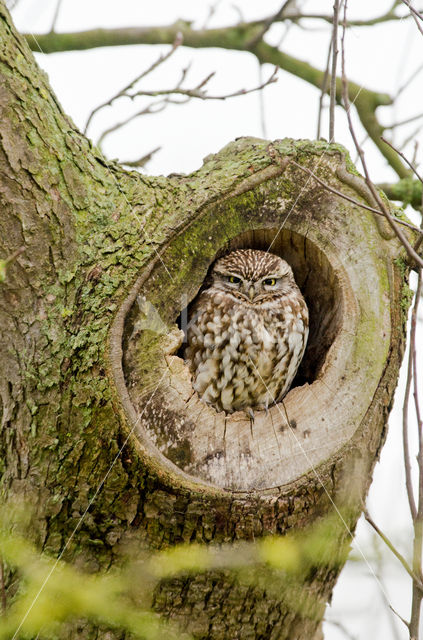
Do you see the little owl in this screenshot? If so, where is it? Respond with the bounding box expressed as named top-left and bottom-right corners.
top-left (185, 249), bottom-right (309, 413)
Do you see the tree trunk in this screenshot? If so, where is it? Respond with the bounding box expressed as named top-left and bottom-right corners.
top-left (0, 4), bottom-right (414, 639)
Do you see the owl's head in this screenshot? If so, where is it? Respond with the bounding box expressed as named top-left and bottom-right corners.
top-left (210, 249), bottom-right (298, 303)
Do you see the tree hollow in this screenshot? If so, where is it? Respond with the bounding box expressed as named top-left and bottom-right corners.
top-left (113, 148), bottom-right (398, 493)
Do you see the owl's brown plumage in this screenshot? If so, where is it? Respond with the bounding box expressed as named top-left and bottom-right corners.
top-left (185, 249), bottom-right (309, 413)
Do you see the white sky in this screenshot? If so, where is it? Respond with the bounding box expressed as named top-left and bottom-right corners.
top-left (9, 1), bottom-right (423, 638)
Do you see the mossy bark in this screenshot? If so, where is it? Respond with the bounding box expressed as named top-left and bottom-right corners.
top-left (0, 4), bottom-right (415, 640)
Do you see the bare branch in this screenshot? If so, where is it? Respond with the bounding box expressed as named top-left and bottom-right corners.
top-left (24, 22), bottom-right (408, 176)
top-left (414, 272), bottom-right (423, 505)
top-left (353, 134), bottom-right (369, 165)
top-left (388, 604), bottom-right (411, 631)
top-left (384, 111), bottom-right (423, 131)
top-left (201, 0), bottom-right (223, 30)
top-left (370, 544), bottom-right (406, 640)
top-left (329, 0), bottom-right (340, 142)
top-left (340, 1), bottom-right (423, 269)
top-left (382, 105), bottom-right (423, 640)
top-left (403, 290), bottom-right (419, 521)
top-left (50, 0), bottom-right (63, 34)
top-left (410, 266), bottom-right (423, 640)
top-left (246, 0), bottom-right (297, 48)
top-left (405, 0), bottom-right (423, 35)
top-left (258, 63), bottom-right (268, 139)
top-left (399, 125), bottom-right (423, 154)
top-left (412, 12), bottom-right (423, 35)
top-left (401, 0), bottom-right (423, 24)
top-left (97, 100), bottom-right (170, 147)
top-left (84, 34), bottom-right (183, 134)
top-left (253, 3), bottom-right (413, 28)
top-left (324, 619), bottom-right (358, 640)
top-left (96, 66), bottom-right (278, 148)
top-left (290, 160), bottom-right (423, 236)
top-left (393, 62), bottom-right (423, 100)
top-left (364, 511), bottom-right (423, 590)
top-left (317, 37), bottom-right (332, 139)
top-left (129, 67), bottom-right (278, 101)
top-left (120, 147), bottom-right (161, 169)
top-left (382, 137), bottom-right (423, 183)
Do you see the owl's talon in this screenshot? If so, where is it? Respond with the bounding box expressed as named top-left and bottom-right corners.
top-left (247, 408), bottom-right (255, 424)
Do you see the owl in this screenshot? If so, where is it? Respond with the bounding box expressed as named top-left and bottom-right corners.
top-left (184, 249), bottom-right (309, 413)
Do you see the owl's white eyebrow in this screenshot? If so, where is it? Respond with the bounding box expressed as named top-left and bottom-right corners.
top-left (216, 271), bottom-right (242, 278)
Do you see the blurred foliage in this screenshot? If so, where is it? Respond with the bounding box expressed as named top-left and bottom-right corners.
top-left (0, 501), bottom-right (351, 639)
top-left (0, 261), bottom-right (6, 283)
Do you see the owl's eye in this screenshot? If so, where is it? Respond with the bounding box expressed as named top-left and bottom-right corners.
top-left (263, 278), bottom-right (277, 286)
top-left (227, 275), bottom-right (241, 284)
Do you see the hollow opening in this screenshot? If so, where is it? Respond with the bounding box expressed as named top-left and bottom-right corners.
top-left (175, 228), bottom-right (342, 390)
top-left (121, 226), bottom-right (344, 489)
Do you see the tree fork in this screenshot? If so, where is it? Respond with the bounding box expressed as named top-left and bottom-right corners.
top-left (0, 4), bottom-right (415, 639)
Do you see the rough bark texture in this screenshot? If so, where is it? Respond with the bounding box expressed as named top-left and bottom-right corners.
top-left (0, 4), bottom-right (414, 640)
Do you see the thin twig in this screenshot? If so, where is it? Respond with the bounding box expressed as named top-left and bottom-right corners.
top-left (379, 88), bottom-right (423, 640)
top-left (340, 1), bottom-right (423, 268)
top-left (258, 63), bottom-right (267, 139)
top-left (97, 100), bottom-right (170, 147)
top-left (353, 134), bottom-right (369, 165)
top-left (393, 62), bottom-right (423, 100)
top-left (414, 271), bottom-right (423, 500)
top-left (252, 3), bottom-right (409, 28)
top-left (384, 112), bottom-right (423, 131)
top-left (364, 511), bottom-right (423, 590)
top-left (130, 67), bottom-right (278, 101)
top-left (389, 604), bottom-right (411, 631)
top-left (382, 137), bottom-right (423, 183)
top-left (49, 0), bottom-right (63, 34)
top-left (401, 0), bottom-right (423, 23)
top-left (274, 18), bottom-right (294, 49)
top-left (371, 543), bottom-right (405, 640)
top-left (324, 619), bottom-right (358, 640)
top-left (403, 0), bottom-right (423, 35)
top-left (411, 11), bottom-right (423, 35)
top-left (121, 147), bottom-right (161, 169)
top-left (247, 0), bottom-right (296, 48)
top-left (290, 160), bottom-right (423, 236)
top-left (230, 3), bottom-right (244, 24)
top-left (84, 33), bottom-right (183, 134)
top-left (382, 126), bottom-right (423, 640)
top-left (201, 0), bottom-right (223, 30)
top-left (317, 37), bottom-right (332, 139)
top-left (403, 298), bottom-right (418, 521)
top-left (97, 67), bottom-right (278, 147)
top-left (329, 0), bottom-right (340, 142)
top-left (381, 137), bottom-right (423, 250)
top-left (400, 125), bottom-right (423, 154)
top-left (410, 265), bottom-right (423, 640)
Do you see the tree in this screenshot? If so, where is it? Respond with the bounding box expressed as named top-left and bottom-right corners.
top-left (1, 2), bottom-right (422, 639)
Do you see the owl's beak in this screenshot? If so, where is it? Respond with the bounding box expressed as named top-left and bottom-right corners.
top-left (248, 285), bottom-right (255, 301)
